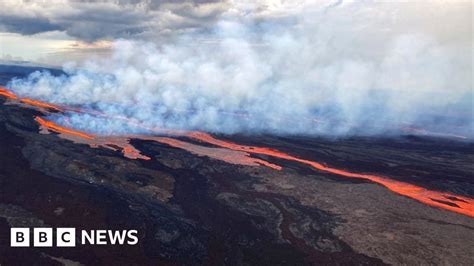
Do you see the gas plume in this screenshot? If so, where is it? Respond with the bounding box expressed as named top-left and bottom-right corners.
top-left (7, 2), bottom-right (473, 138)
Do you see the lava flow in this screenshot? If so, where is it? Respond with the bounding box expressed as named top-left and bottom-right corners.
top-left (151, 137), bottom-right (282, 170)
top-left (35, 116), bottom-right (150, 160)
top-left (1, 86), bottom-right (473, 217)
top-left (0, 87), bottom-right (17, 99)
top-left (33, 115), bottom-right (280, 167)
top-left (35, 116), bottom-right (94, 140)
top-left (186, 132), bottom-right (474, 217)
top-left (20, 98), bottom-right (63, 112)
top-left (1, 86), bottom-right (62, 112)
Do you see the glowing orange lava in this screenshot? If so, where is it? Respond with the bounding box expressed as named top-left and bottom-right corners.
top-left (0, 87), bottom-right (17, 99)
top-left (20, 98), bottom-right (63, 112)
top-left (152, 137), bottom-right (281, 170)
top-left (35, 116), bottom-right (95, 140)
top-left (186, 132), bottom-right (474, 217)
top-left (121, 145), bottom-right (151, 160)
top-left (35, 116), bottom-right (150, 160)
top-left (0, 87), bottom-right (61, 112)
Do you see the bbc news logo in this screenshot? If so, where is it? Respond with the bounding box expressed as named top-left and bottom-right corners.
top-left (10, 228), bottom-right (138, 247)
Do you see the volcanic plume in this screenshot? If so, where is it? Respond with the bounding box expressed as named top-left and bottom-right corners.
top-left (6, 1), bottom-right (473, 139)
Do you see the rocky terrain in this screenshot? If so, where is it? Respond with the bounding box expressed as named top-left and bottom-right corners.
top-left (0, 65), bottom-right (473, 265)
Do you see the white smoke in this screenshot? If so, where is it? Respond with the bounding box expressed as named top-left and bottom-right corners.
top-left (8, 1), bottom-right (473, 138)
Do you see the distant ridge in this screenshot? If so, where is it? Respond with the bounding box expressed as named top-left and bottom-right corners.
top-left (0, 64), bottom-right (65, 86)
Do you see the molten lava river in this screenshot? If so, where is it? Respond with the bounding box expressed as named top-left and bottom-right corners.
top-left (1, 86), bottom-right (473, 218)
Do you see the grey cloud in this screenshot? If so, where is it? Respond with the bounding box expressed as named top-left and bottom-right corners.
top-left (71, 0), bottom-right (224, 8)
top-left (0, 14), bottom-right (62, 35)
top-left (58, 3), bottom-right (151, 41)
top-left (0, 0), bottom-right (228, 41)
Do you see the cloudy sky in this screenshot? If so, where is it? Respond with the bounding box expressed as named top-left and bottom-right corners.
top-left (1, 0), bottom-right (471, 65)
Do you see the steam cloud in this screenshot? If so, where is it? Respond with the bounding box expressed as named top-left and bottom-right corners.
top-left (8, 2), bottom-right (473, 138)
